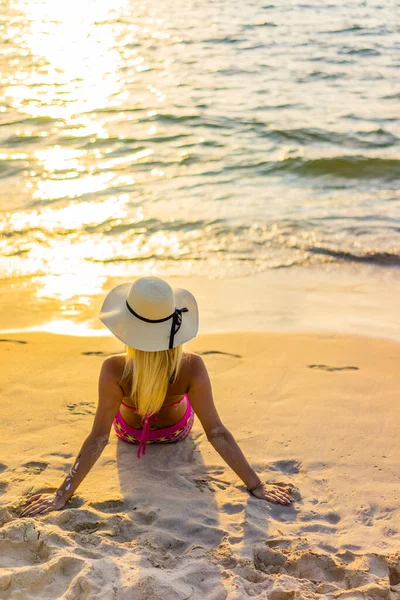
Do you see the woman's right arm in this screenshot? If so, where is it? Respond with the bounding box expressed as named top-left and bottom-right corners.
top-left (188, 355), bottom-right (292, 505)
top-left (20, 358), bottom-right (123, 518)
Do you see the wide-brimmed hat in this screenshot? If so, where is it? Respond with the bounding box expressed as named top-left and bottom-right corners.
top-left (99, 276), bottom-right (199, 351)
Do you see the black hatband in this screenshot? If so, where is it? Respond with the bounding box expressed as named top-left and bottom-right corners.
top-left (126, 300), bottom-right (188, 349)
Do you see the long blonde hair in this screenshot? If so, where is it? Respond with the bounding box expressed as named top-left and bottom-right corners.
top-left (121, 344), bottom-right (183, 420)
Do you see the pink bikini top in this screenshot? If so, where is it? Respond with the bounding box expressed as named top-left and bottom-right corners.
top-left (120, 394), bottom-right (188, 458)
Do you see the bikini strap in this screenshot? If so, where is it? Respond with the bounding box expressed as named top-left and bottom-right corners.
top-left (120, 400), bottom-right (138, 411)
top-left (121, 394), bottom-right (187, 412)
top-left (161, 394), bottom-right (187, 410)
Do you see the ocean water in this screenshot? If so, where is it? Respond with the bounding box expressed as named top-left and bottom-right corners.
top-left (0, 0), bottom-right (399, 314)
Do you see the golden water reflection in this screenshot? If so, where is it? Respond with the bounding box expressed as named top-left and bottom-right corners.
top-left (11, 0), bottom-right (128, 119)
top-left (5, 195), bottom-right (128, 232)
top-left (1, 191), bottom-right (195, 304)
top-left (4, 0), bottom-right (181, 315)
top-left (4, 0), bottom-right (142, 309)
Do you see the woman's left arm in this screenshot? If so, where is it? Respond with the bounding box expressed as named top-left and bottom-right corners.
top-left (20, 358), bottom-right (122, 517)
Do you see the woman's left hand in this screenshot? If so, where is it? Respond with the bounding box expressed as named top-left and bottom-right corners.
top-left (20, 493), bottom-right (67, 518)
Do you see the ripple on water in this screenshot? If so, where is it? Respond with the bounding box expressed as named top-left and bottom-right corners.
top-left (0, 0), bottom-right (398, 295)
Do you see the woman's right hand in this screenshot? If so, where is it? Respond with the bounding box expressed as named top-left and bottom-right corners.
top-left (20, 493), bottom-right (68, 518)
top-left (250, 482), bottom-right (293, 505)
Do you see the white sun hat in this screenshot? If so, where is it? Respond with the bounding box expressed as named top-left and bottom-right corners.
top-left (99, 276), bottom-right (199, 351)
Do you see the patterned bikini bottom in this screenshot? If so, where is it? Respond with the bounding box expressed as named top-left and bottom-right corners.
top-left (113, 397), bottom-right (195, 447)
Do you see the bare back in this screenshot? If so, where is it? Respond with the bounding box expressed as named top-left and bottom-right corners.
top-left (110, 351), bottom-right (198, 429)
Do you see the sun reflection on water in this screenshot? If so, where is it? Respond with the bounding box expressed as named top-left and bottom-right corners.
top-left (2, 0), bottom-right (186, 317)
top-left (10, 0), bottom-right (129, 119)
top-left (4, 195), bottom-right (129, 232)
top-left (2, 0), bottom-right (144, 310)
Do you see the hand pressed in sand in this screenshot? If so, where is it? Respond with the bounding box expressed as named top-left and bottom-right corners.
top-left (20, 360), bottom-right (120, 519)
top-left (20, 432), bottom-right (109, 518)
top-left (20, 493), bottom-right (67, 517)
top-left (249, 481), bottom-right (293, 505)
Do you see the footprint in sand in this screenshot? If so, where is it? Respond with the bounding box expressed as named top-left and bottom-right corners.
top-left (4, 461), bottom-right (48, 485)
top-left (194, 478), bottom-right (216, 493)
top-left (197, 350), bottom-right (242, 359)
top-left (195, 467), bottom-right (229, 492)
top-left (322, 512), bottom-right (341, 525)
top-left (66, 402), bottom-right (95, 415)
top-left (222, 501), bottom-right (244, 515)
top-left (207, 477), bottom-right (230, 491)
top-left (89, 499), bottom-right (125, 513)
top-left (22, 461), bottom-right (48, 474)
top-left (355, 502), bottom-right (390, 528)
top-left (308, 364), bottom-right (359, 372)
top-left (49, 452), bottom-right (74, 459)
top-left (133, 508), bottom-right (158, 526)
top-left (269, 459), bottom-right (302, 475)
top-left (299, 509), bottom-right (341, 526)
top-left (81, 351), bottom-right (119, 356)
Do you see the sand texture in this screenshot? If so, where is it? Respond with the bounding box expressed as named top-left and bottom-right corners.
top-left (0, 331), bottom-right (399, 599)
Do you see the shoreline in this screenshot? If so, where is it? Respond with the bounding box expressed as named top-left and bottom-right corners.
top-left (1, 262), bottom-right (400, 343)
top-left (2, 324), bottom-right (400, 347)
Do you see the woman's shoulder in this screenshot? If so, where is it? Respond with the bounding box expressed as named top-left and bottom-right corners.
top-left (100, 354), bottom-right (125, 382)
top-left (99, 351), bottom-right (207, 382)
top-left (182, 351), bottom-right (207, 376)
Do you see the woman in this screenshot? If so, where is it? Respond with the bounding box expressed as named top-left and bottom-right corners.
top-left (21, 276), bottom-right (293, 517)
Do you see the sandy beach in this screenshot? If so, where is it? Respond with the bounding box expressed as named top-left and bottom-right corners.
top-left (0, 329), bottom-right (399, 599)
top-left (1, 0), bottom-right (399, 596)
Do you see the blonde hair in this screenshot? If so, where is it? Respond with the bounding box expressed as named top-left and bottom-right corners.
top-left (121, 344), bottom-right (183, 420)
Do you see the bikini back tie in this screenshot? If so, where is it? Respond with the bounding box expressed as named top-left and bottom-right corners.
top-left (137, 413), bottom-right (158, 458)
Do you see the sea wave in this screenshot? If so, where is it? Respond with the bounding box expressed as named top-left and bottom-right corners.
top-left (247, 155), bottom-right (400, 180)
top-left (0, 0), bottom-right (399, 288)
top-left (1, 211), bottom-right (399, 275)
top-left (305, 246), bottom-right (400, 267)
top-left (264, 127), bottom-right (398, 148)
